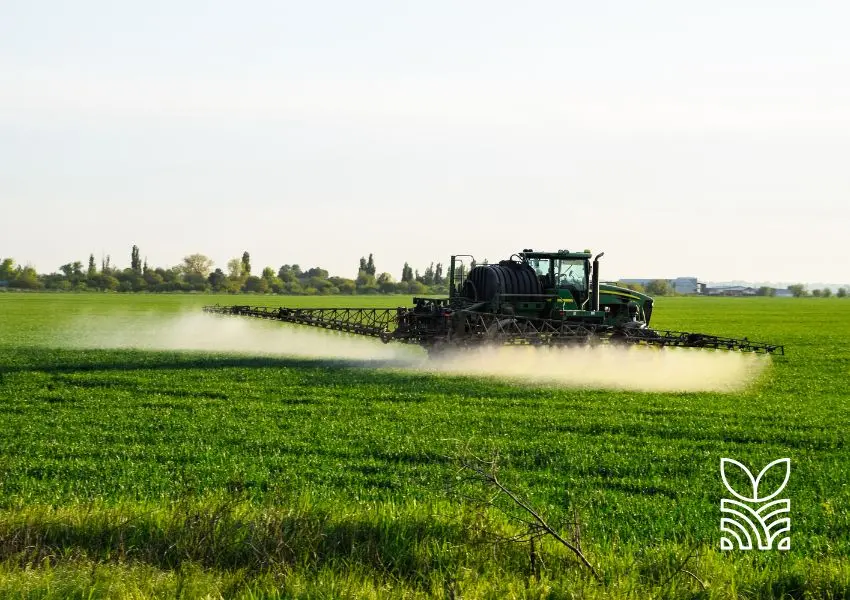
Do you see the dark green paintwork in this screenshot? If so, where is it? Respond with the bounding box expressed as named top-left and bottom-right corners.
top-left (452, 250), bottom-right (654, 327)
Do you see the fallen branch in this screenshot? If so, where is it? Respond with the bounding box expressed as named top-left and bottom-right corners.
top-left (457, 454), bottom-right (601, 583)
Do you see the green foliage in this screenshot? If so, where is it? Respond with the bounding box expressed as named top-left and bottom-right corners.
top-left (207, 268), bottom-right (227, 291)
top-left (11, 265), bottom-right (42, 289)
top-left (756, 286), bottom-right (776, 296)
top-left (356, 270), bottom-right (378, 294)
top-left (0, 258), bottom-right (15, 282)
top-left (434, 262), bottom-right (444, 285)
top-left (183, 254), bottom-right (214, 278)
top-left (617, 281), bottom-right (646, 293)
top-left (241, 251), bottom-right (251, 276)
top-left (788, 283), bottom-right (807, 297)
top-left (242, 275), bottom-right (267, 293)
top-left (645, 279), bottom-right (673, 296)
top-left (838, 287), bottom-right (847, 298)
top-left (227, 258), bottom-right (243, 280)
top-left (131, 245), bottom-right (142, 275)
top-left (822, 288), bottom-right (833, 298)
top-left (377, 272), bottom-right (396, 294)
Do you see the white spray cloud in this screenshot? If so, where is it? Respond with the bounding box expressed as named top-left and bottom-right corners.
top-left (57, 312), bottom-right (769, 393)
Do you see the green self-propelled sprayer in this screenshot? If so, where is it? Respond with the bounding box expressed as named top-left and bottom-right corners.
top-left (203, 249), bottom-right (784, 355)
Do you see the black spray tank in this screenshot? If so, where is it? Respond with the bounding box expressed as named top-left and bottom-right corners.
top-left (461, 260), bottom-right (543, 308)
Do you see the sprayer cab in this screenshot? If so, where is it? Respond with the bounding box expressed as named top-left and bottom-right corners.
top-left (445, 249), bottom-right (610, 323)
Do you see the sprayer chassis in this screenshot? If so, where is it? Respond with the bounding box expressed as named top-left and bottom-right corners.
top-left (202, 304), bottom-right (784, 355)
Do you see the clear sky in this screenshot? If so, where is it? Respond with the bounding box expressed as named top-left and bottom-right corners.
top-left (1, 1), bottom-right (847, 283)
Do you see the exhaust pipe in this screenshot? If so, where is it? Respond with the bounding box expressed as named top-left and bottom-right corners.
top-left (591, 252), bottom-right (604, 311)
top-left (449, 256), bottom-right (456, 298)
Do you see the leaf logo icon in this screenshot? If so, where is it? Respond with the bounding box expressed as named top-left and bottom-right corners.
top-left (720, 458), bottom-right (790, 502)
top-left (720, 457), bottom-right (791, 551)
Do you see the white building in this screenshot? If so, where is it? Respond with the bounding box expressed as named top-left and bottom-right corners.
top-left (672, 277), bottom-right (700, 295)
top-left (705, 286), bottom-right (758, 296)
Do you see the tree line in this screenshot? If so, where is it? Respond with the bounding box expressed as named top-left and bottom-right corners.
top-left (617, 280), bottom-right (845, 298)
top-left (1, 250), bottom-right (845, 297)
top-left (0, 248), bottom-right (452, 295)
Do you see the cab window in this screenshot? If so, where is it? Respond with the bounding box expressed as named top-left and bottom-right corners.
top-left (530, 258), bottom-right (551, 278)
top-left (555, 259), bottom-right (587, 290)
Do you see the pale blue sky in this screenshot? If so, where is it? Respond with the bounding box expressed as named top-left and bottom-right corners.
top-left (1, 1), bottom-right (847, 283)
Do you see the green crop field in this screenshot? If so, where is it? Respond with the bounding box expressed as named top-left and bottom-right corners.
top-left (0, 293), bottom-right (848, 599)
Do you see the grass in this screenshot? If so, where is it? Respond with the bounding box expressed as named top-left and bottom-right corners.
top-left (1, 293), bottom-right (849, 598)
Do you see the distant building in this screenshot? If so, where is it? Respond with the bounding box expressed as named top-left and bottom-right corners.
top-left (705, 286), bottom-right (758, 297)
top-left (672, 277), bottom-right (700, 295)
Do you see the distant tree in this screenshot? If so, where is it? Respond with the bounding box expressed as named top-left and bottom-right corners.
top-left (408, 280), bottom-right (427, 295)
top-left (337, 279), bottom-right (356, 294)
top-left (356, 270), bottom-right (377, 294)
top-left (414, 269), bottom-right (423, 283)
top-left (646, 279), bottom-right (673, 296)
top-left (208, 268), bottom-right (227, 291)
top-left (0, 258), bottom-right (14, 282)
top-left (618, 282), bottom-right (646, 293)
top-left (756, 286), bottom-right (776, 297)
top-left (227, 258), bottom-right (243, 279)
top-left (44, 275), bottom-right (70, 291)
top-left (376, 272), bottom-right (395, 294)
top-left (10, 266), bottom-right (41, 289)
top-left (59, 262), bottom-right (84, 283)
top-left (278, 264), bottom-right (306, 283)
top-left (241, 251), bottom-right (251, 276)
top-left (130, 245), bottom-right (142, 274)
top-left (434, 263), bottom-right (444, 285)
top-left (821, 288), bottom-right (832, 298)
top-left (788, 284), bottom-right (807, 297)
top-left (102, 255), bottom-right (112, 275)
top-left (87, 254), bottom-right (97, 278)
top-left (302, 275), bottom-right (329, 292)
top-left (144, 269), bottom-right (165, 288)
top-left (812, 289), bottom-right (822, 297)
top-left (366, 253), bottom-right (376, 276)
top-left (143, 258), bottom-right (148, 274)
top-left (100, 274), bottom-right (119, 291)
top-left (306, 267), bottom-right (329, 280)
top-left (182, 254), bottom-right (214, 278)
top-left (423, 262), bottom-right (435, 286)
top-left (401, 262), bottom-right (413, 282)
top-left (221, 276), bottom-right (243, 293)
top-left (282, 278), bottom-right (303, 294)
top-left (243, 275), bottom-right (267, 293)
top-left (359, 257), bottom-right (368, 273)
top-left (838, 287), bottom-right (848, 298)
top-left (260, 267), bottom-right (283, 292)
